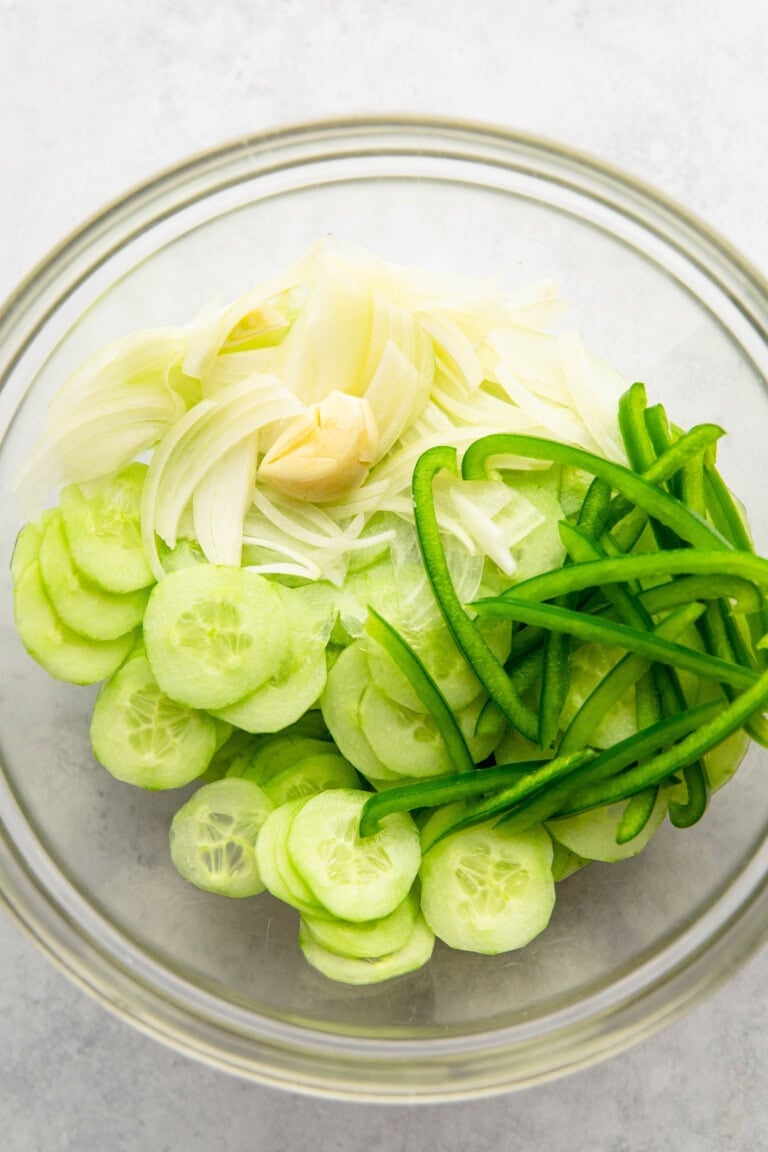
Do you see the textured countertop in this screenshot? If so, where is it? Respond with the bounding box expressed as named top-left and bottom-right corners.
top-left (3, 2), bottom-right (768, 1148)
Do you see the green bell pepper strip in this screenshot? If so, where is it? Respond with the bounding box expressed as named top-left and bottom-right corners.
top-left (700, 600), bottom-right (768, 747)
top-left (620, 385), bottom-right (682, 553)
top-left (461, 433), bottom-right (730, 551)
top-left (538, 629), bottom-right (571, 749)
top-left (471, 595), bottom-right (756, 689)
top-left (577, 477), bottom-right (612, 537)
top-left (493, 550), bottom-right (768, 604)
top-left (365, 607), bottom-right (475, 776)
top-left (668, 758), bottom-right (709, 828)
top-left (616, 785), bottom-right (660, 844)
top-left (555, 667), bottom-right (768, 816)
top-left (644, 402), bottom-right (683, 502)
top-left (508, 624), bottom-right (545, 661)
top-left (638, 575), bottom-right (761, 616)
top-left (703, 460), bottom-right (753, 550)
top-left (543, 514), bottom-right (706, 826)
top-left (564, 516), bottom-right (668, 735)
top-left (643, 411), bottom-right (738, 826)
top-left (455, 701), bottom-right (724, 840)
top-left (494, 700), bottom-right (723, 835)
top-left (358, 749), bottom-right (595, 838)
top-left (609, 506), bottom-right (649, 556)
top-left (654, 652), bottom-right (708, 829)
top-left (603, 421), bottom-right (724, 533)
top-left (558, 602), bottom-right (705, 755)
top-left (412, 445), bottom-right (539, 742)
top-left (560, 521), bottom-right (652, 628)
top-left (619, 383), bottom-right (657, 472)
top-left (703, 456), bottom-right (768, 668)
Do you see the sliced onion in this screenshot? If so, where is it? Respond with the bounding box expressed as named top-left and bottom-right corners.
top-left (193, 435), bottom-right (259, 565)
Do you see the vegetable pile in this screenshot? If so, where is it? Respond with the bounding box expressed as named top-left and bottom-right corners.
top-left (10, 243), bottom-right (767, 984)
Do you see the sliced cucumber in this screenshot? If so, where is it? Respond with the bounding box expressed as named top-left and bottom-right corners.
top-left (360, 683), bottom-right (452, 778)
top-left (60, 464), bottom-right (154, 592)
top-left (10, 510), bottom-right (58, 583)
top-left (261, 752), bottom-right (361, 807)
top-left (298, 913), bottom-right (434, 985)
top-left (212, 646), bottom-right (326, 733)
top-left (289, 710), bottom-right (332, 741)
top-left (561, 643), bottom-right (637, 750)
top-left (143, 564), bottom-right (288, 710)
top-left (703, 728), bottom-right (750, 792)
top-left (301, 888), bottom-right (419, 959)
top-left (256, 797), bottom-right (331, 917)
top-left (90, 656), bottom-right (218, 789)
top-left (461, 694), bottom-right (506, 763)
top-left (546, 791), bottom-right (669, 863)
top-left (419, 801), bottom-right (472, 853)
top-left (157, 537), bottom-right (207, 572)
top-left (550, 837), bottom-right (589, 882)
top-left (11, 520), bottom-right (43, 583)
top-left (14, 561), bottom-right (135, 684)
top-left (215, 582), bottom-right (334, 731)
top-left (320, 642), bottom-right (396, 779)
top-left (230, 734), bottom-right (333, 785)
top-left (420, 822), bottom-right (555, 954)
top-left (201, 729), bottom-right (257, 784)
top-left (38, 511), bottom-right (149, 641)
top-left (169, 778), bottom-right (274, 897)
top-left (364, 618), bottom-right (511, 713)
top-left (287, 789), bottom-right (421, 922)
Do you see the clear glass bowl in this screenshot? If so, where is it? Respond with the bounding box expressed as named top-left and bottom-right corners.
top-left (2, 119), bottom-right (768, 1102)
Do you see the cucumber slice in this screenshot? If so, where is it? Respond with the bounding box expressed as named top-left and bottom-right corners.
top-left (550, 838), bottom-right (589, 882)
top-left (229, 735), bottom-right (332, 785)
top-left (90, 656), bottom-right (218, 789)
top-left (143, 564), bottom-right (288, 709)
top-left (157, 537), bottom-right (207, 572)
top-left (301, 888), bottom-right (419, 959)
top-left (360, 686), bottom-right (503, 780)
top-left (298, 913), bottom-right (434, 985)
top-left (214, 582), bottom-right (334, 731)
top-left (121, 630), bottom-right (148, 665)
top-left (419, 801), bottom-right (472, 853)
top-left (546, 791), bottom-right (669, 863)
top-left (256, 798), bottom-right (331, 917)
top-left (212, 718), bottom-right (234, 751)
top-left (38, 511), bottom-right (149, 641)
top-left (360, 683), bottom-right (452, 779)
top-left (561, 643), bottom-right (637, 750)
top-left (10, 510), bottom-right (58, 583)
top-left (60, 464), bottom-right (154, 593)
top-left (287, 789), bottom-right (421, 922)
top-left (365, 619), bottom-right (512, 713)
top-left (462, 694), bottom-right (506, 763)
top-left (212, 646), bottom-right (326, 734)
top-left (420, 822), bottom-right (555, 954)
top-left (703, 728), bottom-right (750, 792)
top-left (261, 752), bottom-right (361, 806)
top-left (320, 642), bottom-right (396, 779)
top-left (11, 521), bottom-right (43, 583)
top-left (169, 778), bottom-right (274, 898)
top-left (14, 561), bottom-right (135, 684)
top-left (202, 730), bottom-right (260, 784)
top-left (289, 710), bottom-right (332, 741)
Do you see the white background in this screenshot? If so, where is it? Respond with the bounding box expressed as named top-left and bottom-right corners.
top-left (2, 1), bottom-right (768, 1148)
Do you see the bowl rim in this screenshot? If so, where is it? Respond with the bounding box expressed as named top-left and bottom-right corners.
top-left (2, 115), bottom-right (768, 1101)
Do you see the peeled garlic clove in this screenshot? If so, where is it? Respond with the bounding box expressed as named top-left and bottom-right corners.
top-left (259, 391), bottom-right (380, 502)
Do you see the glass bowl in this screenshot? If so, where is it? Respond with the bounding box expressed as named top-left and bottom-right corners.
top-left (2, 118), bottom-right (768, 1102)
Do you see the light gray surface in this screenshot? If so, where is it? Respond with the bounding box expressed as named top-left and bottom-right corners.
top-left (2, 1), bottom-right (768, 1148)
